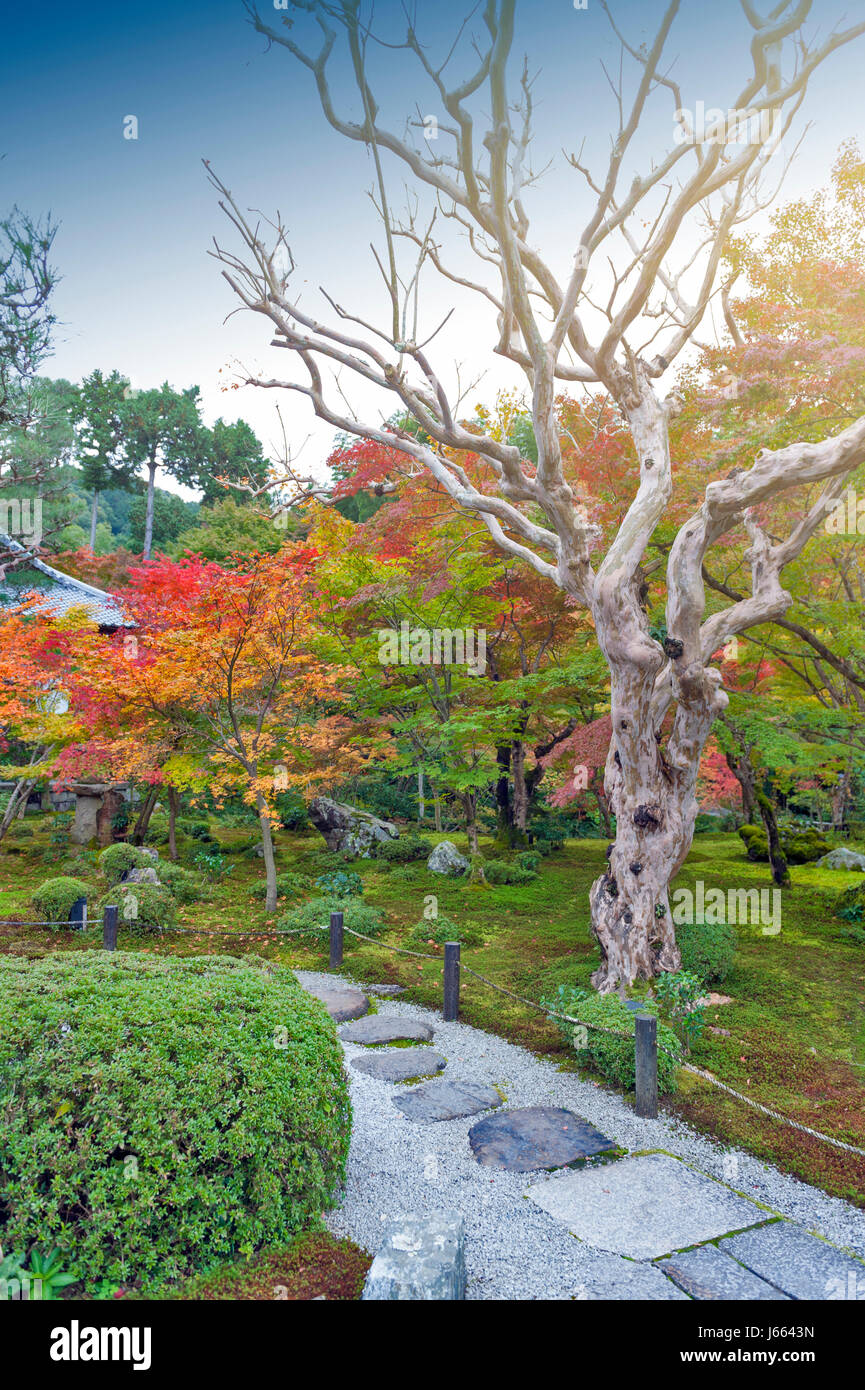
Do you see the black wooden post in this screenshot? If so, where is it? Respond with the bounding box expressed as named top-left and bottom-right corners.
top-left (329, 910), bottom-right (344, 968)
top-left (103, 904), bottom-right (119, 952)
top-left (69, 896), bottom-right (87, 931)
top-left (443, 942), bottom-right (460, 1022)
top-left (635, 1013), bottom-right (658, 1118)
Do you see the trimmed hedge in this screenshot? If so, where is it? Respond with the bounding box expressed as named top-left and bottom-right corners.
top-left (0, 952), bottom-right (351, 1295)
top-left (276, 896), bottom-right (386, 944)
top-left (31, 876), bottom-right (91, 924)
top-left (676, 919), bottom-right (737, 986)
top-left (99, 843), bottom-right (148, 885)
top-left (95, 882), bottom-right (177, 933)
top-left (545, 986), bottom-right (681, 1093)
top-left (407, 913), bottom-right (484, 948)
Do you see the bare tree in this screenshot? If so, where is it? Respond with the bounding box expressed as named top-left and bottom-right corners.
top-left (210, 0), bottom-right (865, 990)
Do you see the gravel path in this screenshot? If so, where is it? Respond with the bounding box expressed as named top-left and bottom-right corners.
top-left (296, 970), bottom-right (865, 1300)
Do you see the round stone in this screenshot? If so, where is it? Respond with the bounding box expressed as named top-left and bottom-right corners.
top-left (301, 980), bottom-right (370, 1023)
top-left (351, 1047), bottom-right (446, 1083)
top-left (468, 1106), bottom-right (616, 1171)
top-left (338, 1015), bottom-right (433, 1045)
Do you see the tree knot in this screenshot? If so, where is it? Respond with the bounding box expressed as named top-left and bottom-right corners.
top-left (633, 803), bottom-right (663, 831)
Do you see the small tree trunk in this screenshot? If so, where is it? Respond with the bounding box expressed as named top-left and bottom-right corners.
top-left (494, 745), bottom-right (512, 845)
top-left (143, 457), bottom-right (158, 560)
top-left (592, 783), bottom-right (613, 836)
top-left (89, 492), bottom-right (99, 550)
top-left (462, 793), bottom-right (479, 855)
top-left (417, 767), bottom-right (425, 822)
top-left (168, 786), bottom-right (179, 861)
top-left (725, 747), bottom-right (757, 823)
top-left (131, 785), bottom-right (159, 845)
top-left (757, 790), bottom-right (791, 887)
top-left (0, 777), bottom-right (35, 843)
top-left (429, 780), bottom-right (443, 832)
top-left (511, 740), bottom-right (529, 846)
top-left (257, 792), bottom-right (278, 912)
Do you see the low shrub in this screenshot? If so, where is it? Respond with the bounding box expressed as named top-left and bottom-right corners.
top-left (314, 869), bottom-right (363, 898)
top-left (373, 834), bottom-right (433, 863)
top-left (676, 919), bottom-right (736, 986)
top-left (407, 913), bottom-right (484, 948)
top-left (95, 882), bottom-right (177, 933)
top-left (482, 858), bottom-right (538, 885)
top-left (544, 985), bottom-right (681, 1093)
top-left (274, 790), bottom-right (309, 830)
top-left (515, 850), bottom-right (541, 872)
top-left (144, 812), bottom-right (170, 846)
top-left (0, 952), bottom-right (351, 1295)
top-left (836, 880), bottom-right (865, 924)
top-left (31, 876), bottom-right (91, 924)
top-left (178, 818), bottom-right (217, 846)
top-left (737, 822), bottom-right (829, 864)
top-left (276, 896), bottom-right (386, 944)
top-left (99, 843), bottom-right (149, 886)
top-left (250, 871), bottom-right (312, 903)
top-left (155, 861), bottom-right (204, 905)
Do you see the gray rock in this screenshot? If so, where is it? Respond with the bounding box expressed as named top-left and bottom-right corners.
top-left (719, 1222), bottom-right (865, 1300)
top-left (308, 796), bottom-right (398, 857)
top-left (351, 1047), bottom-right (446, 1083)
top-left (469, 1106), bottom-right (616, 1171)
top-left (657, 1243), bottom-right (790, 1300)
top-left (139, 847), bottom-right (159, 861)
top-left (299, 979), bottom-right (370, 1023)
top-left (362, 1212), bottom-right (466, 1300)
top-left (526, 1154), bottom-right (767, 1259)
top-left (427, 840), bottom-right (469, 876)
top-left (363, 983), bottom-right (405, 997)
top-left (124, 866), bottom-right (161, 886)
top-left (338, 1014), bottom-right (433, 1045)
top-left (816, 846), bottom-right (865, 871)
top-left (394, 1079), bottom-right (503, 1123)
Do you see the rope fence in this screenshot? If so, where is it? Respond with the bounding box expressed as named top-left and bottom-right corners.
top-left (5, 901), bottom-right (864, 1159)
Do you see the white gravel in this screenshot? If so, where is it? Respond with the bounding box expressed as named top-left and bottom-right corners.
top-left (296, 970), bottom-right (865, 1300)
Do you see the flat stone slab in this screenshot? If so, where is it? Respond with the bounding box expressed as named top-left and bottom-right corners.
top-left (300, 979), bottom-right (369, 1023)
top-left (526, 1153), bottom-right (767, 1259)
top-left (363, 983), bottom-right (406, 996)
top-left (719, 1222), bottom-right (865, 1300)
top-left (362, 1212), bottom-right (466, 1300)
top-left (393, 1080), bottom-right (502, 1123)
top-left (657, 1244), bottom-right (789, 1300)
top-left (469, 1106), bottom-right (616, 1171)
top-left (351, 1047), bottom-right (446, 1083)
top-left (339, 1014), bottom-right (433, 1045)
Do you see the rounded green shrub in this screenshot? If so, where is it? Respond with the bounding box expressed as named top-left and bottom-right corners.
top-left (314, 869), bottom-right (363, 897)
top-left (482, 858), bottom-right (538, 885)
top-left (95, 882), bottom-right (177, 933)
top-left (154, 861), bottom-right (203, 905)
top-left (143, 812), bottom-right (170, 846)
top-left (836, 880), bottom-right (865, 924)
top-left (0, 952), bottom-right (351, 1295)
top-left (781, 828), bottom-right (830, 865)
top-left (408, 913), bottom-right (484, 948)
top-left (276, 896), bottom-right (385, 944)
top-left (676, 919), bottom-right (736, 986)
top-left (545, 986), bottom-right (681, 1093)
top-left (31, 876), bottom-right (91, 924)
top-left (252, 871), bottom-right (312, 902)
top-left (99, 843), bottom-right (148, 885)
top-left (515, 850), bottom-right (541, 872)
top-left (373, 834), bottom-right (433, 863)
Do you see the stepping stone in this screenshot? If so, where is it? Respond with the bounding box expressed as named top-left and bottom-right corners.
top-left (362, 1212), bottom-right (466, 1300)
top-left (339, 1014), bottom-right (433, 1045)
top-left (526, 1153), bottom-right (767, 1260)
top-left (351, 1047), bottom-right (446, 1083)
top-left (363, 983), bottom-right (405, 997)
top-left (719, 1223), bottom-right (865, 1300)
top-left (300, 979), bottom-right (369, 1023)
top-left (393, 1080), bottom-right (502, 1123)
top-left (657, 1244), bottom-right (789, 1300)
top-left (469, 1106), bottom-right (616, 1172)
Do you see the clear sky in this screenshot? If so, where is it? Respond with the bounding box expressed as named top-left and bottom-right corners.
top-left (2, 0), bottom-right (863, 495)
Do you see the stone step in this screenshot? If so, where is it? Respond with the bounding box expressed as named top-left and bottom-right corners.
top-left (338, 1015), bottom-right (433, 1045)
top-left (299, 978), bottom-right (370, 1023)
top-left (469, 1106), bottom-right (616, 1172)
top-left (657, 1243), bottom-right (790, 1300)
top-left (351, 1047), bottom-right (447, 1083)
top-left (526, 1153), bottom-right (768, 1259)
top-left (394, 1080), bottom-right (503, 1123)
top-left (362, 1212), bottom-right (466, 1300)
top-left (718, 1222), bottom-right (865, 1300)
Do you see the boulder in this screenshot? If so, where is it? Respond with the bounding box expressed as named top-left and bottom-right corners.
top-left (308, 796), bottom-right (398, 858)
top-left (125, 866), bottom-right (162, 886)
top-left (816, 846), bottom-right (865, 871)
top-left (426, 841), bottom-right (469, 876)
top-left (362, 1213), bottom-right (466, 1301)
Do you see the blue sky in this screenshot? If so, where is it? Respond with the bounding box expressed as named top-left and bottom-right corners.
top-left (2, 0), bottom-right (863, 493)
